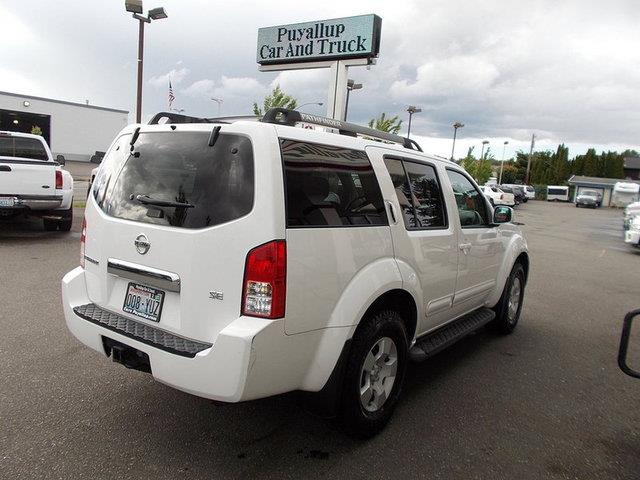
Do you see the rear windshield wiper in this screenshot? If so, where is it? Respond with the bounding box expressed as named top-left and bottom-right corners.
top-left (135, 194), bottom-right (195, 208)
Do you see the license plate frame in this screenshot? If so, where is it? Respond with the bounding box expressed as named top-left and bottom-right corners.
top-left (0, 197), bottom-right (15, 207)
top-left (122, 282), bottom-right (165, 322)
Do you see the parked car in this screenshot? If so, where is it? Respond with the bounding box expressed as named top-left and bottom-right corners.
top-left (480, 185), bottom-right (516, 206)
top-left (524, 185), bottom-right (535, 200)
top-left (575, 189), bottom-right (601, 208)
top-left (624, 214), bottom-right (640, 247)
top-left (500, 185), bottom-right (527, 204)
top-left (62, 109), bottom-right (529, 437)
top-left (0, 130), bottom-right (74, 231)
top-left (623, 201), bottom-right (640, 230)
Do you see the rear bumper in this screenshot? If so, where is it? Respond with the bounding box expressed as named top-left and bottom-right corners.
top-left (0, 194), bottom-right (63, 210)
top-left (62, 267), bottom-right (350, 402)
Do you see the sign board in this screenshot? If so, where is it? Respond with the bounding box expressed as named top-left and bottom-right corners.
top-left (257, 14), bottom-right (382, 65)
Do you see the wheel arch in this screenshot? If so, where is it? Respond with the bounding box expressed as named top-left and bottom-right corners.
top-left (355, 288), bottom-right (418, 343)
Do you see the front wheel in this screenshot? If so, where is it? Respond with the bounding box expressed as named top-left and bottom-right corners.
top-left (490, 262), bottom-right (526, 334)
top-left (340, 309), bottom-right (408, 438)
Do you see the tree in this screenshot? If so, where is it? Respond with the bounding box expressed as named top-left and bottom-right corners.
top-left (252, 85), bottom-right (297, 117)
top-left (460, 148), bottom-right (492, 185)
top-left (500, 164), bottom-right (519, 184)
top-left (30, 126), bottom-right (43, 136)
top-left (368, 113), bottom-right (402, 134)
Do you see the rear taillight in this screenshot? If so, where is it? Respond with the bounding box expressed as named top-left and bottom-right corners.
top-left (80, 218), bottom-right (87, 268)
top-left (55, 170), bottom-right (63, 189)
top-left (241, 240), bottom-right (286, 319)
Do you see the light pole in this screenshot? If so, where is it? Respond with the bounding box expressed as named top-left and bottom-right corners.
top-left (211, 97), bottom-right (223, 116)
top-left (480, 140), bottom-right (489, 160)
top-left (126, 1), bottom-right (168, 123)
top-left (406, 106), bottom-right (422, 138)
top-left (498, 140), bottom-right (509, 184)
top-left (344, 79), bottom-right (362, 120)
top-left (450, 122), bottom-right (464, 160)
top-left (297, 102), bottom-right (323, 110)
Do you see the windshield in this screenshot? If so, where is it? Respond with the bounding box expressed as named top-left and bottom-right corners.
top-left (0, 136), bottom-right (48, 160)
top-left (581, 190), bottom-right (598, 196)
top-left (93, 131), bottom-right (254, 229)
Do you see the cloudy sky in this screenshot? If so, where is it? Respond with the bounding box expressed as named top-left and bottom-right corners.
top-left (1, 0), bottom-right (638, 158)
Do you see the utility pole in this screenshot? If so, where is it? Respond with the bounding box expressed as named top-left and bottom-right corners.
top-left (525, 133), bottom-right (536, 185)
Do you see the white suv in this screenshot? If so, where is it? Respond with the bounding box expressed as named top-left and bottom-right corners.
top-left (62, 109), bottom-right (529, 437)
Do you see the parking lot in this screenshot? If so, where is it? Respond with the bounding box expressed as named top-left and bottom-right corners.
top-left (1, 201), bottom-right (638, 479)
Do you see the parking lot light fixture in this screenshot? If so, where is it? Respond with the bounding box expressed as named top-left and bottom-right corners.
top-left (499, 140), bottom-right (509, 185)
top-left (480, 140), bottom-right (489, 161)
top-left (406, 106), bottom-right (422, 139)
top-left (126, 1), bottom-right (168, 123)
top-left (451, 122), bottom-right (464, 160)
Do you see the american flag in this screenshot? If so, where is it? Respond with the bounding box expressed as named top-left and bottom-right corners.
top-left (168, 81), bottom-right (175, 108)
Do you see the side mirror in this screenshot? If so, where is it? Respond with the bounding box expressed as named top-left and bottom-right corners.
top-left (56, 154), bottom-right (66, 166)
top-left (493, 205), bottom-right (513, 224)
top-left (618, 310), bottom-right (640, 379)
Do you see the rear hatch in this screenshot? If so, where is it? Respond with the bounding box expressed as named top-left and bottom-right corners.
top-left (0, 133), bottom-right (56, 197)
top-left (83, 123), bottom-right (284, 344)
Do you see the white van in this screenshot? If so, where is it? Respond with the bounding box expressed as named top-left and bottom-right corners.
top-left (62, 109), bottom-right (529, 437)
top-left (547, 185), bottom-right (569, 202)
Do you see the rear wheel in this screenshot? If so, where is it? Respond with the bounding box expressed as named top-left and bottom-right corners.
top-left (340, 309), bottom-right (408, 438)
top-left (490, 262), bottom-right (525, 334)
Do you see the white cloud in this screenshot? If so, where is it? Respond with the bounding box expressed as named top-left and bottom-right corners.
top-left (181, 79), bottom-right (216, 97)
top-left (390, 56), bottom-right (500, 99)
top-left (148, 68), bottom-right (190, 88)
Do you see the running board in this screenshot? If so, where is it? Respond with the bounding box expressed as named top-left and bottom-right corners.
top-left (409, 308), bottom-right (495, 362)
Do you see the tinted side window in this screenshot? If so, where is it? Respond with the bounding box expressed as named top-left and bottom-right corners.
top-left (446, 170), bottom-right (489, 227)
top-left (385, 158), bottom-right (447, 229)
top-left (281, 139), bottom-right (387, 227)
top-left (403, 161), bottom-right (446, 228)
top-left (384, 158), bottom-right (419, 228)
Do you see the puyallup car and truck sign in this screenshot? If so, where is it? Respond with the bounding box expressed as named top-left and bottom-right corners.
top-left (257, 14), bottom-right (382, 65)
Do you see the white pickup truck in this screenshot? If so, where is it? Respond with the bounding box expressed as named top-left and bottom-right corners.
top-left (0, 131), bottom-right (74, 231)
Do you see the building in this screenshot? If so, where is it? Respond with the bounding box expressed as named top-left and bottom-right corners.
top-left (623, 157), bottom-right (640, 180)
top-left (567, 175), bottom-right (640, 207)
top-left (0, 91), bottom-right (128, 162)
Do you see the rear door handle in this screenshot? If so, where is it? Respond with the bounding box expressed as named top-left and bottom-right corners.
top-left (386, 200), bottom-right (397, 224)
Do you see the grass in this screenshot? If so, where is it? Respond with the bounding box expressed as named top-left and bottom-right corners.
top-left (73, 200), bottom-right (86, 209)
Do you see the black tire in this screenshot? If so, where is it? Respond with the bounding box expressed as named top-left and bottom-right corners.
top-left (490, 262), bottom-right (526, 335)
top-left (340, 309), bottom-right (408, 438)
top-left (43, 219), bottom-right (58, 231)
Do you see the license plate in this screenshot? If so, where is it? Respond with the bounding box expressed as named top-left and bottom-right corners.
top-left (123, 283), bottom-right (165, 322)
top-left (0, 197), bottom-right (15, 207)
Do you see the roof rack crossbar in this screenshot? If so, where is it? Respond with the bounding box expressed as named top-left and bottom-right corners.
top-left (149, 112), bottom-right (211, 125)
top-left (261, 108), bottom-right (422, 152)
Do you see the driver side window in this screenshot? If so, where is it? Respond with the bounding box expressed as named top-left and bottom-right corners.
top-left (446, 170), bottom-right (489, 227)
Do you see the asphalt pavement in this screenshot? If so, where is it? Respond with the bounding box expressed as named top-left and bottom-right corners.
top-left (1, 201), bottom-right (639, 479)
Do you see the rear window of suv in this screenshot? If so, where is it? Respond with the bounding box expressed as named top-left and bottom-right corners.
top-left (93, 131), bottom-right (254, 229)
top-left (0, 136), bottom-right (48, 160)
top-left (280, 139), bottom-right (387, 227)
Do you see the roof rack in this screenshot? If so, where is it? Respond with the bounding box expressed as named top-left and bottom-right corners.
top-left (261, 108), bottom-right (422, 152)
top-left (148, 112), bottom-right (258, 125)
